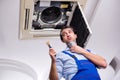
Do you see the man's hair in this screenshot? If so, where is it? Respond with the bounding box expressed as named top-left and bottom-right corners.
top-left (60, 26), bottom-right (77, 42)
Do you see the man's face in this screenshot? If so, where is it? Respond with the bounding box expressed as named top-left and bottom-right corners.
top-left (61, 28), bottom-right (77, 43)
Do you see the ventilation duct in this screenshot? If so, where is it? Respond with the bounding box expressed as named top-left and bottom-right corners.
top-left (19, 0), bottom-right (91, 47)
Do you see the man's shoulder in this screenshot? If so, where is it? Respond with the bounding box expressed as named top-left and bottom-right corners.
top-left (56, 50), bottom-right (71, 58)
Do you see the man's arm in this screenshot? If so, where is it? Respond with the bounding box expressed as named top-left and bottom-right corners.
top-left (70, 45), bottom-right (107, 68)
top-left (49, 60), bottom-right (58, 80)
top-left (49, 48), bottom-right (59, 80)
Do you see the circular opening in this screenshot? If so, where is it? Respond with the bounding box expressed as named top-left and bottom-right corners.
top-left (40, 6), bottom-right (62, 24)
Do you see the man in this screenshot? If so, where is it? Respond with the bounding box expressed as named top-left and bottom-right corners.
top-left (49, 26), bottom-right (107, 80)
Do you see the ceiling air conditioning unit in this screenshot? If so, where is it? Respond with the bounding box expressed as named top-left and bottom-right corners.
top-left (19, 0), bottom-right (91, 47)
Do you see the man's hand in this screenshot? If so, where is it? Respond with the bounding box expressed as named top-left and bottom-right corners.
top-left (49, 48), bottom-right (56, 62)
top-left (70, 45), bottom-right (86, 54)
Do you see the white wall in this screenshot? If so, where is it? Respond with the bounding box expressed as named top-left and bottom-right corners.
top-left (85, 0), bottom-right (120, 79)
top-left (0, 0), bottom-right (120, 80)
top-left (85, 0), bottom-right (120, 63)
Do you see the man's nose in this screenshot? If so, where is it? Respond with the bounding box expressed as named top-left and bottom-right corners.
top-left (66, 33), bottom-right (70, 37)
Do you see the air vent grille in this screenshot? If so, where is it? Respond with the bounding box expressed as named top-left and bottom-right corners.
top-left (24, 9), bottom-right (30, 30)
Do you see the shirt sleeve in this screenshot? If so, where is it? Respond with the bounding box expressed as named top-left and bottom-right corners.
top-left (56, 53), bottom-right (64, 80)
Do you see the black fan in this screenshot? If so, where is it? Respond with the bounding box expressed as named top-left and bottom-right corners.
top-left (40, 6), bottom-right (62, 24)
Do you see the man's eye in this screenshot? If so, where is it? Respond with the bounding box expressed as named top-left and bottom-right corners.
top-left (62, 33), bottom-right (67, 36)
top-left (62, 34), bottom-right (66, 36)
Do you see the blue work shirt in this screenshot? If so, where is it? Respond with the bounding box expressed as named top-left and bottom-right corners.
top-left (56, 48), bottom-right (89, 80)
